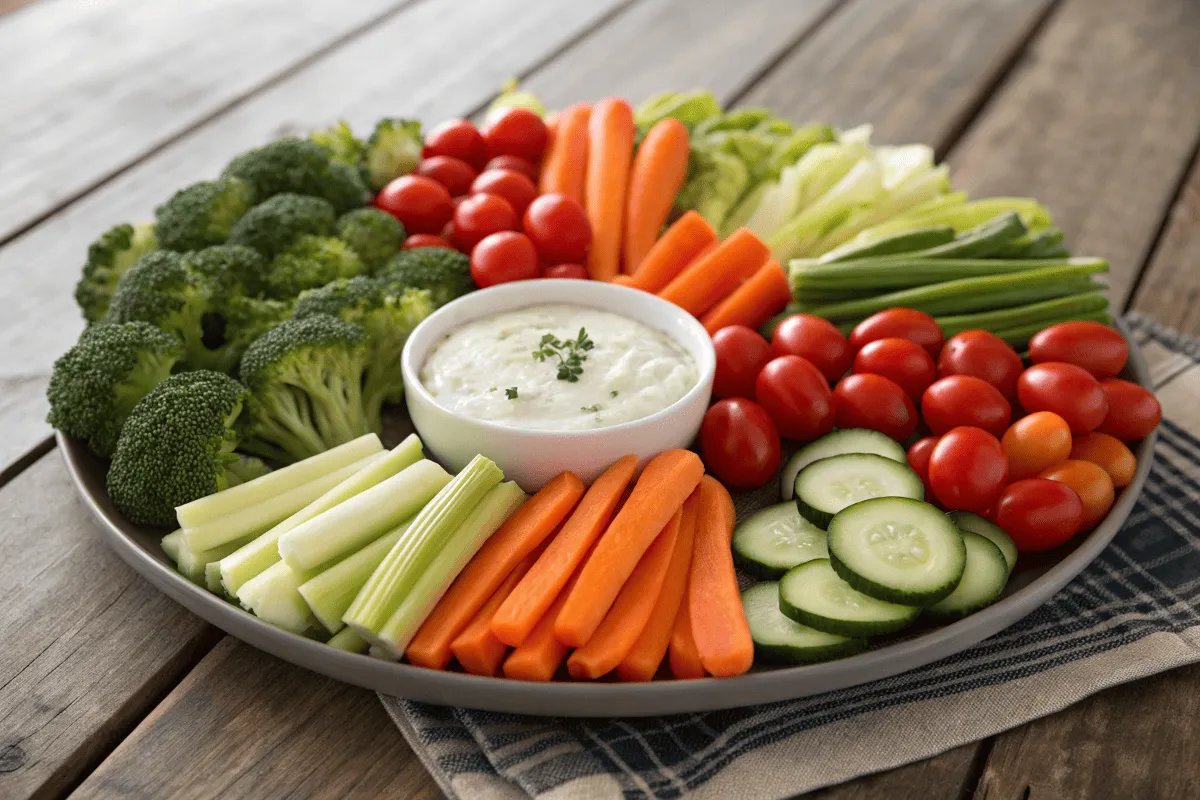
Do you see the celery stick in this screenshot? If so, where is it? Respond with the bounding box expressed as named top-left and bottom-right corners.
top-left (176, 434), bottom-right (383, 528)
top-left (238, 561), bottom-right (317, 634)
top-left (175, 534), bottom-right (256, 585)
top-left (299, 522), bottom-right (410, 634)
top-left (278, 459), bottom-right (452, 572)
top-left (936, 292), bottom-right (1111, 338)
top-left (790, 256), bottom-right (1106, 292)
top-left (161, 529), bottom-right (183, 563)
top-left (990, 310), bottom-right (1112, 346)
top-left (204, 562), bottom-right (226, 595)
top-left (327, 627), bottom-right (368, 654)
top-left (219, 435), bottom-right (424, 598)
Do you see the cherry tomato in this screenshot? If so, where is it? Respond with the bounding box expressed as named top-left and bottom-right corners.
top-left (543, 263), bottom-right (589, 280)
top-left (1070, 432), bottom-right (1137, 488)
top-left (769, 314), bottom-right (852, 383)
top-left (700, 399), bottom-right (781, 489)
top-left (711, 326), bottom-right (773, 400)
top-left (1001, 411), bottom-right (1072, 480)
top-left (523, 194), bottom-right (591, 264)
top-left (1029, 321), bottom-right (1128, 380)
top-left (1039, 460), bottom-right (1114, 529)
top-left (469, 231), bottom-right (539, 288)
top-left (453, 193), bottom-right (517, 252)
top-left (482, 107), bottom-right (549, 164)
top-left (921, 375), bottom-right (1011, 437)
top-left (402, 234), bottom-right (455, 250)
top-left (1017, 362), bottom-right (1108, 434)
top-left (423, 119), bottom-right (489, 170)
top-left (906, 436), bottom-right (939, 495)
top-left (755, 355), bottom-right (836, 441)
top-left (993, 479), bottom-right (1084, 552)
top-left (485, 155), bottom-right (538, 182)
top-left (849, 308), bottom-right (943, 356)
top-left (414, 155), bottom-right (477, 197)
top-left (928, 427), bottom-right (1008, 512)
top-left (833, 374), bottom-right (917, 442)
top-left (853, 337), bottom-right (936, 400)
top-left (937, 329), bottom-right (1024, 398)
top-left (1095, 378), bottom-right (1161, 441)
top-left (471, 168), bottom-right (538, 218)
top-left (375, 175), bottom-right (454, 235)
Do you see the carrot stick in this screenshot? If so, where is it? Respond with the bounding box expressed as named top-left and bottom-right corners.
top-left (584, 98), bottom-right (635, 281)
top-left (502, 554), bottom-right (589, 682)
top-left (616, 488), bottom-right (699, 682)
top-left (624, 211), bottom-right (716, 293)
top-left (668, 592), bottom-right (706, 679)
top-left (492, 456), bottom-right (638, 647)
top-left (689, 476), bottom-right (752, 678)
top-left (623, 118), bottom-right (690, 275)
top-left (406, 472), bottom-right (585, 669)
top-left (612, 275), bottom-right (636, 287)
top-left (555, 450), bottom-right (703, 647)
top-left (700, 260), bottom-right (791, 334)
top-left (539, 103), bottom-right (590, 204)
top-left (657, 228), bottom-right (770, 317)
top-left (450, 547), bottom-right (541, 676)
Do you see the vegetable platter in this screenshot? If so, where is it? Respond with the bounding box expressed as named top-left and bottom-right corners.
top-left (50, 88), bottom-right (1161, 716)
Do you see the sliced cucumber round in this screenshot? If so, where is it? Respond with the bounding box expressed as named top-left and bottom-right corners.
top-left (827, 497), bottom-right (965, 606)
top-left (925, 531), bottom-right (1010, 618)
top-left (794, 453), bottom-right (923, 528)
top-left (947, 510), bottom-right (1017, 573)
top-left (781, 429), bottom-right (906, 501)
top-left (733, 502), bottom-right (827, 579)
top-left (778, 559), bottom-right (919, 637)
top-left (743, 582), bottom-right (866, 664)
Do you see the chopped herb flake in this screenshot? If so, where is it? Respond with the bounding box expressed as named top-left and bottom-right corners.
top-left (610, 390), bottom-right (619, 398)
top-left (581, 404), bottom-right (601, 414)
top-left (505, 387), bottom-right (519, 400)
top-left (532, 328), bottom-right (594, 382)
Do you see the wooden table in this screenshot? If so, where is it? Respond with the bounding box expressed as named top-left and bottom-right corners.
top-left (3, 0), bottom-right (1200, 797)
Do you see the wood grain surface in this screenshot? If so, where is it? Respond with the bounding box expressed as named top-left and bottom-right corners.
top-left (1129, 154), bottom-right (1200, 334)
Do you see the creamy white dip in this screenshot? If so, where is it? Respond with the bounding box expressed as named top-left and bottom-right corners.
top-left (419, 304), bottom-right (698, 431)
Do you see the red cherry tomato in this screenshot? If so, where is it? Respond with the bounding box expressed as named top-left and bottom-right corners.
top-left (471, 168), bottom-right (538, 218)
top-left (485, 155), bottom-right (539, 182)
top-left (402, 234), bottom-right (455, 250)
top-left (374, 175), bottom-right (454, 235)
top-left (523, 194), bottom-right (591, 264)
top-left (928, 427), bottom-right (1008, 512)
top-left (1095, 378), bottom-right (1161, 440)
top-left (921, 375), bottom-right (1011, 437)
top-left (937, 329), bottom-right (1024, 398)
top-left (755, 355), bottom-right (836, 442)
top-left (423, 119), bottom-right (489, 171)
top-left (700, 399), bottom-right (781, 489)
top-left (711, 326), bottom-right (773, 400)
top-left (482, 107), bottom-right (549, 164)
top-left (453, 193), bottom-right (517, 252)
top-left (852, 337), bottom-right (936, 400)
top-left (543, 263), bottom-right (589, 280)
top-left (849, 308), bottom-right (944, 356)
top-left (414, 156), bottom-right (478, 197)
top-left (833, 374), bottom-right (918, 442)
top-left (1029, 321), bottom-right (1128, 380)
top-left (993, 478), bottom-right (1084, 552)
top-left (1017, 362), bottom-right (1108, 434)
top-left (906, 435), bottom-right (939, 495)
top-left (469, 231), bottom-right (539, 288)
top-left (769, 314), bottom-right (852, 383)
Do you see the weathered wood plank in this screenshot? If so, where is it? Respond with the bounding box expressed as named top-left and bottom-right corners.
top-left (1129, 153), bottom-right (1200, 335)
top-left (808, 745), bottom-right (980, 800)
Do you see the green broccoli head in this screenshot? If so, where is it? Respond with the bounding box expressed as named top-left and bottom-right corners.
top-left (226, 193), bottom-right (336, 259)
top-left (105, 251), bottom-right (214, 366)
top-left (220, 294), bottom-right (293, 356)
top-left (263, 235), bottom-right (364, 299)
top-left (335, 208), bottom-right (405, 270)
top-left (182, 244), bottom-right (269, 300)
top-left (222, 137), bottom-right (366, 213)
top-left (380, 246), bottom-right (473, 308)
top-left (155, 177), bottom-right (255, 252)
top-left (325, 161), bottom-right (370, 215)
top-left (47, 321), bottom-right (183, 458)
top-left (361, 118), bottom-right (422, 191)
top-left (107, 370), bottom-right (260, 527)
top-left (238, 314), bottom-right (373, 463)
top-left (75, 222), bottom-right (157, 323)
top-left (309, 120), bottom-right (365, 168)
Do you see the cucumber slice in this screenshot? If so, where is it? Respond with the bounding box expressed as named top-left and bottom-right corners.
top-left (732, 502), bottom-right (827, 579)
top-left (925, 531), bottom-right (1009, 618)
top-left (827, 497), bottom-right (965, 606)
top-left (947, 510), bottom-right (1017, 573)
top-left (779, 559), bottom-right (919, 637)
top-left (743, 582), bottom-right (866, 663)
top-left (780, 429), bottom-right (906, 501)
top-left (793, 453), bottom-right (923, 528)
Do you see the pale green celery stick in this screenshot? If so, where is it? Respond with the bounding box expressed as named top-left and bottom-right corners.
top-left (376, 481), bottom-right (527, 654)
top-left (237, 561), bottom-right (317, 634)
top-left (219, 435), bottom-right (424, 598)
top-left (299, 521), bottom-right (411, 634)
top-left (278, 460), bottom-right (452, 572)
top-left (175, 534), bottom-right (257, 585)
top-left (161, 529), bottom-right (183, 563)
top-left (327, 627), bottom-right (368, 654)
top-left (204, 562), bottom-right (226, 595)
top-left (368, 646), bottom-right (390, 660)
top-left (344, 456), bottom-right (503, 654)
top-left (175, 434), bottom-right (382, 529)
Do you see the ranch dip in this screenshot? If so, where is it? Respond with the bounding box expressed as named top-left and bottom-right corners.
top-left (419, 303), bottom-right (697, 431)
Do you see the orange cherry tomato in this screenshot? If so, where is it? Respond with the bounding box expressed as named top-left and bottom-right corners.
top-left (1001, 411), bottom-right (1073, 481)
top-left (1039, 459), bottom-right (1115, 529)
top-left (1070, 431), bottom-right (1137, 488)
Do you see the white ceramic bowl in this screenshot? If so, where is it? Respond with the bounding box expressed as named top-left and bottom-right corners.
top-left (401, 279), bottom-right (716, 490)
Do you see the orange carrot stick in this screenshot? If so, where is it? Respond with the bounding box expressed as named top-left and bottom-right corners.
top-left (689, 477), bottom-right (752, 677)
top-left (450, 548), bottom-right (541, 676)
top-left (539, 103), bottom-right (590, 204)
top-left (700, 260), bottom-right (791, 335)
top-left (584, 98), bottom-right (635, 281)
top-left (502, 555), bottom-right (589, 682)
top-left (624, 211), bottom-right (716, 293)
top-left (622, 118), bottom-right (690, 275)
top-left (657, 228), bottom-right (770, 317)
top-left (668, 592), bottom-right (706, 679)
top-left (492, 456), bottom-right (638, 647)
top-left (555, 450), bottom-right (704, 647)
top-left (406, 472), bottom-right (585, 670)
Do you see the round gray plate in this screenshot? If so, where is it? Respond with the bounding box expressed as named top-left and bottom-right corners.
top-left (58, 321), bottom-right (1156, 717)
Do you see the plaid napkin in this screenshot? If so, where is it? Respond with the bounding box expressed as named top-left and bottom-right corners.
top-left (379, 313), bottom-right (1200, 800)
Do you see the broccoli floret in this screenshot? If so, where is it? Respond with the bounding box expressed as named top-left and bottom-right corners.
top-left (155, 177), bottom-right (254, 252)
top-left (309, 120), bottom-right (365, 168)
top-left (238, 314), bottom-right (373, 463)
top-left (107, 371), bottom-right (262, 526)
top-left (222, 137), bottom-right (366, 213)
top-left (105, 251), bottom-right (217, 367)
top-left (263, 235), bottom-right (364, 299)
top-left (221, 294), bottom-right (292, 356)
top-left (227, 193), bottom-right (336, 259)
top-left (380, 246), bottom-right (473, 308)
top-left (325, 161), bottom-right (370, 214)
top-left (182, 244), bottom-right (269, 300)
top-left (335, 208), bottom-right (405, 270)
top-left (361, 118), bottom-right (422, 191)
top-left (47, 321), bottom-right (183, 458)
top-left (75, 222), bottom-right (157, 322)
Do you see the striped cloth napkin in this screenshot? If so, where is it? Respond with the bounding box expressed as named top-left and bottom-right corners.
top-left (379, 314), bottom-right (1200, 800)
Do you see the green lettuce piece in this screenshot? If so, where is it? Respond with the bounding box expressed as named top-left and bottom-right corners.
top-left (635, 90), bottom-right (722, 134)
